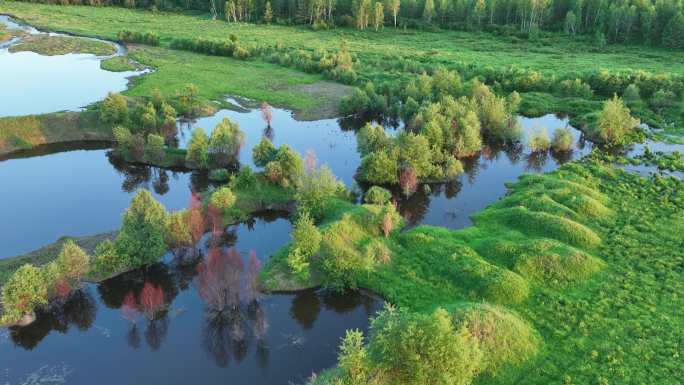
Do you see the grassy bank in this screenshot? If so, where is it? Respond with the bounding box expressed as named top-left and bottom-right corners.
top-left (0, 110), bottom-right (111, 155)
top-left (8, 33), bottom-right (116, 55)
top-left (0, 232), bottom-right (116, 286)
top-left (1, 2), bottom-right (682, 131)
top-left (263, 159), bottom-right (684, 384)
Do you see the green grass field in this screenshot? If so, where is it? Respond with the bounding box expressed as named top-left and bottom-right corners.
top-left (3, 2), bottom-right (684, 78)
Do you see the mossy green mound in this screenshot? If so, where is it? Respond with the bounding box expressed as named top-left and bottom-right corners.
top-left (452, 303), bottom-right (540, 374)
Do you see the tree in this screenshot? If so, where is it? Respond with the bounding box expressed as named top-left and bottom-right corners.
top-left (264, 1), bottom-right (274, 23)
top-left (266, 145), bottom-right (304, 187)
top-left (115, 189), bottom-right (169, 267)
top-left (528, 128), bottom-right (550, 152)
top-left (564, 10), bottom-right (577, 35)
top-left (56, 240), bottom-right (90, 283)
top-left (288, 212), bottom-right (322, 280)
top-left (597, 95), bottom-right (640, 145)
top-left (663, 12), bottom-right (684, 49)
top-left (187, 128), bottom-right (210, 168)
top-left (373, 1), bottom-right (384, 30)
top-left (1, 264), bottom-right (48, 323)
top-left (137, 102), bottom-right (157, 130)
top-left (368, 307), bottom-right (482, 385)
top-left (210, 187), bottom-right (237, 212)
top-left (454, 111), bottom-right (482, 157)
top-left (166, 211), bottom-right (192, 250)
top-left (261, 102), bottom-right (273, 126)
top-left (388, 0), bottom-right (400, 27)
top-left (113, 126), bottom-right (133, 150)
top-left (364, 186), bottom-right (392, 204)
top-left (253, 137), bottom-right (277, 167)
top-left (145, 134), bottom-right (166, 163)
top-left (296, 164), bottom-right (344, 220)
top-left (339, 329), bottom-right (369, 383)
top-left (423, 0), bottom-right (434, 23)
top-left (551, 127), bottom-right (573, 152)
top-left (209, 118), bottom-right (245, 167)
top-left (100, 92), bottom-right (128, 124)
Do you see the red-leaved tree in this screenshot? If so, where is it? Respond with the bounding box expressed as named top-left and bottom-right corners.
top-left (121, 291), bottom-right (140, 323)
top-left (139, 283), bottom-right (165, 321)
top-left (261, 102), bottom-right (273, 127)
top-left (245, 250), bottom-right (262, 304)
top-left (400, 167), bottom-right (418, 197)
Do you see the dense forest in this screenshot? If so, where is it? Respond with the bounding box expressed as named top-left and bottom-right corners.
top-left (10, 0), bottom-right (684, 48)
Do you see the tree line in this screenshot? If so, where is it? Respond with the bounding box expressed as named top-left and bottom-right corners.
top-left (17, 0), bottom-right (684, 48)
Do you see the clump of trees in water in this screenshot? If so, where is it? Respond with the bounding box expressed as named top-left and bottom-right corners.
top-left (1, 240), bottom-right (90, 325)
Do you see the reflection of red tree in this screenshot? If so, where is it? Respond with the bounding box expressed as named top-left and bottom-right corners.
top-left (261, 102), bottom-right (273, 127)
top-left (196, 248), bottom-right (243, 315)
top-left (54, 279), bottom-right (72, 301)
top-left (121, 291), bottom-right (139, 322)
top-left (245, 250), bottom-right (262, 304)
top-left (400, 167), bottom-right (418, 197)
top-left (304, 150), bottom-right (317, 173)
top-left (207, 204), bottom-right (224, 239)
top-left (140, 283), bottom-right (165, 320)
top-left (382, 211), bottom-right (393, 238)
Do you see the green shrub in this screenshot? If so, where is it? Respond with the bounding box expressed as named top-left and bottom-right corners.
top-left (145, 133), bottom-right (165, 162)
top-left (210, 187), bottom-right (236, 211)
top-left (55, 240), bottom-right (90, 283)
top-left (551, 127), bottom-right (573, 152)
top-left (364, 186), bottom-right (392, 205)
top-left (100, 92), bottom-right (128, 124)
top-left (453, 304), bottom-right (539, 374)
top-left (232, 166), bottom-right (257, 189)
top-left (113, 125), bottom-right (132, 149)
top-left (319, 216), bottom-right (373, 289)
top-left (1, 264), bottom-right (48, 323)
top-left (295, 165), bottom-right (345, 220)
top-left (115, 190), bottom-right (168, 268)
top-left (252, 137), bottom-right (277, 167)
top-left (597, 95), bottom-right (640, 145)
top-left (288, 212), bottom-right (322, 280)
top-left (209, 118), bottom-right (244, 167)
top-left (367, 307), bottom-right (482, 385)
top-left (208, 168), bottom-right (230, 182)
top-left (528, 128), bottom-right (550, 152)
top-left (186, 127), bottom-right (210, 168)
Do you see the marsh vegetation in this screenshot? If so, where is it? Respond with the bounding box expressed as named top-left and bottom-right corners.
top-left (0, 4), bottom-right (682, 385)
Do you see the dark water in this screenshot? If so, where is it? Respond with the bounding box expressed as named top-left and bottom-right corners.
top-left (0, 217), bottom-right (382, 385)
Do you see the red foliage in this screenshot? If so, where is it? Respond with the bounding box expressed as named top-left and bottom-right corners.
top-left (195, 247), bottom-right (244, 313)
top-left (207, 204), bottom-right (224, 239)
top-left (188, 207), bottom-right (205, 247)
top-left (245, 250), bottom-right (262, 303)
top-left (304, 150), bottom-right (317, 173)
top-left (190, 191), bottom-right (203, 210)
top-left (382, 211), bottom-right (393, 238)
top-left (261, 102), bottom-right (273, 127)
top-left (140, 283), bottom-right (165, 320)
top-left (54, 279), bottom-right (72, 301)
top-left (399, 167), bottom-right (418, 197)
top-left (121, 291), bottom-right (140, 322)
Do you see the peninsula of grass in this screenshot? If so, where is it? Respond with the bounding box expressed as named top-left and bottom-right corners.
top-left (8, 33), bottom-right (117, 56)
top-left (262, 159), bottom-right (684, 384)
top-left (100, 55), bottom-right (143, 72)
top-left (0, 110), bottom-right (112, 156)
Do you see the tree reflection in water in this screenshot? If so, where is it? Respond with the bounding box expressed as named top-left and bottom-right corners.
top-left (195, 247), bottom-right (270, 367)
top-left (9, 289), bottom-right (97, 350)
